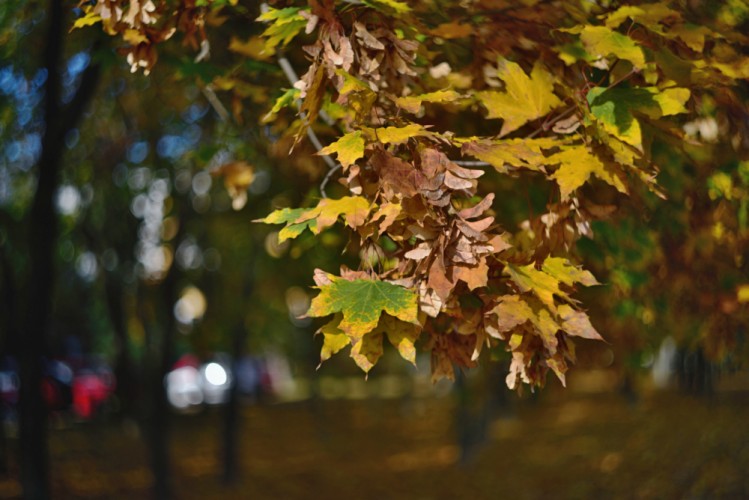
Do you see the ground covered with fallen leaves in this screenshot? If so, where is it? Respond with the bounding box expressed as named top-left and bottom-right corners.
top-left (3, 380), bottom-right (749, 499)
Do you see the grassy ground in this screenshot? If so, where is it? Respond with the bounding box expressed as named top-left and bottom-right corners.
top-left (2, 381), bottom-right (749, 499)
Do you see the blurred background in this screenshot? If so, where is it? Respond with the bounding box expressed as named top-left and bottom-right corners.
top-left (1, 1), bottom-right (749, 499)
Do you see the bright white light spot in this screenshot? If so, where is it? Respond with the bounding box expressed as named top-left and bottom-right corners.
top-left (166, 366), bottom-right (203, 409)
top-left (204, 363), bottom-right (227, 386)
top-left (56, 185), bottom-right (81, 216)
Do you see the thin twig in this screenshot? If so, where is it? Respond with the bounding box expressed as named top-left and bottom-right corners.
top-left (320, 164), bottom-right (342, 199)
top-left (262, 3), bottom-right (338, 196)
top-left (201, 85), bottom-right (230, 123)
top-left (453, 160), bottom-right (491, 167)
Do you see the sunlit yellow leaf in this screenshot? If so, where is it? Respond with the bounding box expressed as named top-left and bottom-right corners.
top-left (567, 25), bottom-right (646, 68)
top-left (542, 257), bottom-right (599, 287)
top-left (318, 315), bottom-right (350, 365)
top-left (395, 90), bottom-right (461, 114)
top-left (364, 123), bottom-right (433, 145)
top-left (71, 11), bottom-right (102, 31)
top-left (604, 4), bottom-right (681, 30)
top-left (548, 145), bottom-right (627, 199)
top-left (504, 263), bottom-right (565, 311)
top-left (476, 60), bottom-right (562, 136)
top-left (376, 314), bottom-right (421, 365)
top-left (295, 196), bottom-right (372, 233)
top-left (318, 131), bottom-right (365, 169)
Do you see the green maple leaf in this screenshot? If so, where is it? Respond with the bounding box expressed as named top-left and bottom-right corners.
top-left (257, 7), bottom-right (307, 51)
top-left (257, 197), bottom-right (370, 241)
top-left (262, 88), bottom-right (299, 124)
top-left (476, 60), bottom-right (562, 136)
top-left (587, 86), bottom-right (690, 150)
top-left (308, 275), bottom-right (418, 338)
top-left (255, 207), bottom-right (317, 243)
top-left (318, 131), bottom-right (365, 169)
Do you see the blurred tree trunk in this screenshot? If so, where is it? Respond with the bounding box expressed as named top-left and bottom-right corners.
top-left (221, 259), bottom-right (254, 484)
top-left (222, 322), bottom-right (248, 485)
top-left (140, 201), bottom-right (187, 499)
top-left (139, 279), bottom-right (177, 500)
top-left (18, 1), bottom-right (64, 496)
top-left (0, 245), bottom-right (16, 475)
top-left (17, 2), bottom-right (101, 496)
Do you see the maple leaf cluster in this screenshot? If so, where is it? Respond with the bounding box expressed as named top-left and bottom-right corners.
top-left (76, 0), bottom-right (749, 389)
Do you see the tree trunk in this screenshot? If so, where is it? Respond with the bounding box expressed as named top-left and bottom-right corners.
top-left (222, 323), bottom-right (247, 485)
top-left (18, 1), bottom-right (64, 496)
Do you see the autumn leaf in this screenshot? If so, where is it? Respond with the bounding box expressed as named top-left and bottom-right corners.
top-left (490, 295), bottom-right (536, 338)
top-left (307, 274), bottom-right (419, 338)
top-left (350, 330), bottom-right (384, 373)
top-left (558, 304), bottom-right (602, 340)
top-left (257, 6), bottom-right (307, 52)
top-left (318, 315), bottom-right (350, 366)
top-left (375, 314), bottom-right (421, 365)
top-left (362, 0), bottom-right (411, 15)
top-left (71, 11), bottom-right (102, 30)
top-left (587, 86), bottom-right (690, 150)
top-left (262, 88), bottom-right (299, 123)
top-left (504, 262), bottom-right (566, 311)
top-left (318, 131), bottom-right (365, 169)
top-left (548, 145), bottom-right (627, 199)
top-left (295, 196), bottom-right (372, 234)
top-left (567, 25), bottom-right (646, 68)
top-left (255, 207), bottom-right (317, 243)
top-left (476, 60), bottom-right (562, 136)
top-left (395, 90), bottom-right (461, 114)
top-left (364, 123), bottom-right (433, 145)
top-left (462, 138), bottom-right (564, 173)
top-left (542, 257), bottom-right (599, 287)
top-left (604, 4), bottom-right (681, 30)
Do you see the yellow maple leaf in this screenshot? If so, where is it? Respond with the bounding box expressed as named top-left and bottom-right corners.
top-left (318, 315), bottom-right (351, 366)
top-left (295, 196), bottom-right (372, 233)
top-left (476, 60), bottom-right (562, 136)
top-left (364, 123), bottom-right (433, 145)
top-left (548, 145), bottom-right (627, 200)
top-left (395, 90), bottom-right (461, 114)
top-left (318, 131), bottom-right (365, 169)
